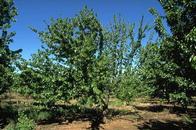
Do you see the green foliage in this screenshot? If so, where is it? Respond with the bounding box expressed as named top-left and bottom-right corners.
top-left (159, 0), bottom-right (196, 38)
top-left (31, 7), bottom-right (109, 111)
top-left (117, 71), bottom-right (140, 102)
top-left (1, 1), bottom-right (196, 129)
top-left (169, 92), bottom-right (189, 107)
top-left (109, 99), bottom-right (125, 107)
top-left (182, 114), bottom-right (194, 124)
top-left (141, 0), bottom-right (196, 106)
top-left (35, 111), bottom-right (52, 121)
top-left (187, 27), bottom-right (196, 69)
top-left (12, 1), bottom-right (196, 122)
top-left (5, 121), bottom-right (16, 130)
top-left (18, 49), bottom-right (69, 107)
top-left (0, 0), bottom-right (21, 94)
top-left (19, 107), bottom-right (52, 122)
top-left (15, 112), bottom-right (36, 130)
top-left (104, 16), bottom-right (150, 102)
top-left (140, 43), bottom-right (164, 98)
top-left (6, 112), bottom-right (36, 130)
top-left (26, 7), bottom-right (152, 118)
top-left (19, 7), bottom-right (151, 114)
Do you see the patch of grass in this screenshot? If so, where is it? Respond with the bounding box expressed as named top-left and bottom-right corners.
top-left (109, 99), bottom-right (125, 107)
top-left (181, 114), bottom-right (194, 124)
top-left (4, 120), bottom-right (15, 130)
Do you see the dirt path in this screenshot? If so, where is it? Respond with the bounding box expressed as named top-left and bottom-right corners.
top-left (37, 118), bottom-right (137, 130)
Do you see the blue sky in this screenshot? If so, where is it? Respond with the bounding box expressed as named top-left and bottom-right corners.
top-left (10, 0), bottom-right (165, 59)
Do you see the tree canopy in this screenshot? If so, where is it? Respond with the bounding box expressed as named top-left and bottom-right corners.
top-left (0, 0), bottom-right (21, 94)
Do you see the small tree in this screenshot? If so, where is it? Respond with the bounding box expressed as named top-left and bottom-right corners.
top-left (32, 7), bottom-right (111, 114)
top-left (105, 16), bottom-right (150, 102)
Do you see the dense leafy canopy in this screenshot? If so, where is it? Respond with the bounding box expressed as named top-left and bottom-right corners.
top-left (1, 0), bottom-right (195, 129)
top-left (0, 0), bottom-right (21, 94)
top-left (141, 0), bottom-right (196, 106)
top-left (18, 1), bottom-right (196, 110)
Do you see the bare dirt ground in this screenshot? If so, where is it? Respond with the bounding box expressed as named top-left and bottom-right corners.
top-left (1, 93), bottom-right (195, 130)
top-left (36, 104), bottom-right (193, 130)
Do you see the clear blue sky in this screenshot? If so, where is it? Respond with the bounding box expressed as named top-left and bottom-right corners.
top-left (10, 0), bottom-right (165, 59)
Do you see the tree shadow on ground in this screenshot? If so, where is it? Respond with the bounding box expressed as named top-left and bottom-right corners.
top-left (2, 100), bottom-right (196, 130)
top-left (134, 103), bottom-right (196, 130)
top-left (134, 104), bottom-right (165, 112)
top-left (134, 103), bottom-right (196, 114)
top-left (137, 119), bottom-right (196, 130)
top-left (36, 104), bottom-right (141, 130)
